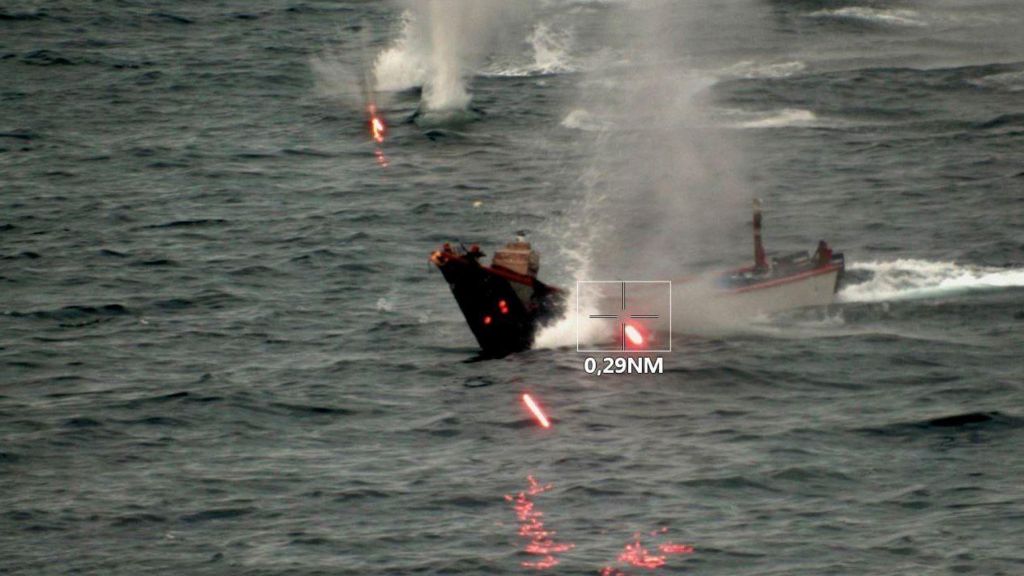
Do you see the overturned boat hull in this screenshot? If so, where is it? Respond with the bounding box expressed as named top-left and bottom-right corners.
top-left (430, 244), bottom-right (565, 356)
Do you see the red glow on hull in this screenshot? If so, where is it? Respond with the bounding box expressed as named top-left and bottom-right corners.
top-left (522, 393), bottom-right (551, 428)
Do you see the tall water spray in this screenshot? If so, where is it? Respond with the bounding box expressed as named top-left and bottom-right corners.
top-left (536, 1), bottom-right (753, 347)
top-left (373, 0), bottom-right (532, 114)
top-left (578, 4), bottom-right (750, 280)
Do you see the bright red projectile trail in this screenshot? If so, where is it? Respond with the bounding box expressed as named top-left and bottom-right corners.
top-left (522, 393), bottom-right (550, 428)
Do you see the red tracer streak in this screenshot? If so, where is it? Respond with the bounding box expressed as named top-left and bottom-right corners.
top-left (522, 393), bottom-right (550, 428)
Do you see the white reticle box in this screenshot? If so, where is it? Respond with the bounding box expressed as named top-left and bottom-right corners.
top-left (576, 281), bottom-right (672, 352)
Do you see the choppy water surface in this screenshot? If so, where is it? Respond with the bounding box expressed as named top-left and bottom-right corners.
top-left (2, 1), bottom-right (1023, 574)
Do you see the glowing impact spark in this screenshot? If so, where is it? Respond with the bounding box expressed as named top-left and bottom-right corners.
top-left (522, 393), bottom-right (550, 428)
top-left (368, 104), bottom-right (386, 144)
top-left (624, 324), bottom-right (644, 347)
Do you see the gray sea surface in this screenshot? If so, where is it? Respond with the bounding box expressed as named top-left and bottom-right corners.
top-left (2, 1), bottom-right (1023, 575)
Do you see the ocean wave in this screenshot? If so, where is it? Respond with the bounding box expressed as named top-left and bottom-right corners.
top-left (6, 304), bottom-right (131, 321)
top-left (858, 411), bottom-right (1023, 438)
top-left (969, 70), bottom-right (1024, 92)
top-left (809, 7), bottom-right (927, 28)
top-left (838, 259), bottom-right (1024, 303)
top-left (735, 108), bottom-right (820, 129)
top-left (719, 60), bottom-right (806, 80)
top-left (973, 112), bottom-right (1024, 130)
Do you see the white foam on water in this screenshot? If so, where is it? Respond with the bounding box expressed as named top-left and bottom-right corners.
top-left (560, 108), bottom-right (606, 131)
top-left (527, 22), bottom-right (576, 75)
top-left (532, 291), bottom-right (610, 350)
top-left (736, 108), bottom-right (819, 129)
top-left (533, 230), bottom-right (601, 350)
top-left (809, 7), bottom-right (927, 27)
top-left (538, 259), bottom-right (1024, 348)
top-left (838, 259), bottom-right (1024, 303)
top-left (742, 308), bottom-right (852, 339)
top-left (969, 70), bottom-right (1024, 92)
top-left (482, 22), bottom-right (577, 78)
top-left (720, 60), bottom-right (806, 80)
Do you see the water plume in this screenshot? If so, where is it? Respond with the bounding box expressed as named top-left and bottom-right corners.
top-left (373, 1), bottom-right (534, 115)
top-left (537, 2), bottom-right (753, 346)
top-left (577, 5), bottom-right (750, 280)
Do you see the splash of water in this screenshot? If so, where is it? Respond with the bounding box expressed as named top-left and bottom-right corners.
top-left (970, 70), bottom-right (1024, 92)
top-left (536, 3), bottom-right (752, 348)
top-left (528, 23), bottom-right (574, 75)
top-left (736, 108), bottom-right (818, 129)
top-left (422, 1), bottom-right (472, 111)
top-left (719, 59), bottom-right (806, 80)
top-left (809, 7), bottom-right (927, 27)
top-left (373, 1), bottom-right (534, 113)
top-left (373, 10), bottom-right (428, 92)
top-left (838, 259), bottom-right (1024, 303)
top-left (560, 108), bottom-right (606, 132)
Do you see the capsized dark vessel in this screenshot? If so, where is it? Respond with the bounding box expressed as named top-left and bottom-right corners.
top-left (430, 239), bottom-right (565, 356)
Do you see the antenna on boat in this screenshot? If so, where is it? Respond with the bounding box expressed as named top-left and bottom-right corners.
top-left (753, 198), bottom-right (768, 271)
